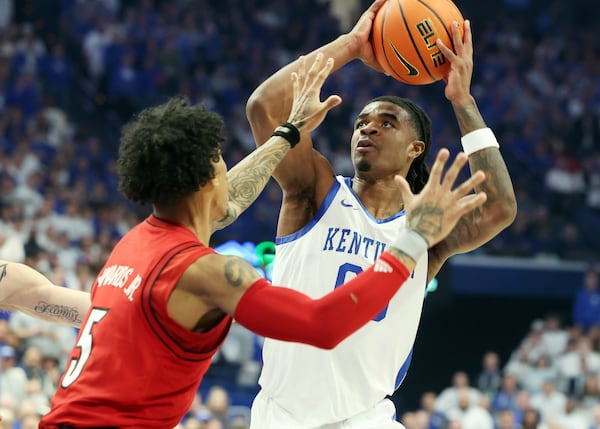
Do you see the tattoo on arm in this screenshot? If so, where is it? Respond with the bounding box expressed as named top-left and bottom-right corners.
top-left (33, 301), bottom-right (82, 324)
top-left (468, 149), bottom-right (512, 206)
top-left (214, 141), bottom-right (290, 230)
top-left (0, 264), bottom-right (6, 283)
top-left (453, 102), bottom-right (486, 136)
top-left (224, 256), bottom-right (259, 288)
top-left (386, 247), bottom-right (417, 267)
top-left (407, 204), bottom-right (443, 239)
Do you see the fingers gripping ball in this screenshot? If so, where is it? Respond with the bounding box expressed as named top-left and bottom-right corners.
top-left (371, 0), bottom-right (464, 85)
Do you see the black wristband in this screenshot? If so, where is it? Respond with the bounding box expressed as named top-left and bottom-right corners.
top-left (272, 122), bottom-right (301, 148)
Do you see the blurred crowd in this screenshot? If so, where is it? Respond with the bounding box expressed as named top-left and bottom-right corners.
top-left (0, 0), bottom-right (598, 427)
top-left (399, 291), bottom-right (600, 429)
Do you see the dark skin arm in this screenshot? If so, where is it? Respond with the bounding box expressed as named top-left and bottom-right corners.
top-left (214, 55), bottom-right (341, 233)
top-left (169, 149), bottom-right (488, 333)
top-left (245, 1), bottom-right (386, 237)
top-left (427, 20), bottom-right (517, 280)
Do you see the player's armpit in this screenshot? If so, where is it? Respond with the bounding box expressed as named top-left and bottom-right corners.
top-left (233, 252), bottom-right (410, 349)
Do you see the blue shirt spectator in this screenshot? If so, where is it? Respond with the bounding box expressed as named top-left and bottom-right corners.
top-left (573, 267), bottom-right (600, 332)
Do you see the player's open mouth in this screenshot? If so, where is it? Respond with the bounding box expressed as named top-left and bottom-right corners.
top-left (356, 139), bottom-right (376, 152)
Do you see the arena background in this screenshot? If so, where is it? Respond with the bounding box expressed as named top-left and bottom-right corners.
top-left (0, 0), bottom-right (598, 427)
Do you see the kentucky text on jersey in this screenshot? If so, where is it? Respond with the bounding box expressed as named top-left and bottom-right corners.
top-left (322, 227), bottom-right (388, 262)
top-left (96, 264), bottom-right (142, 302)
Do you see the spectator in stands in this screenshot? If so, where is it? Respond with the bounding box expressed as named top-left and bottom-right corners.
top-left (476, 351), bottom-right (503, 400)
top-left (555, 335), bottom-right (600, 397)
top-left (0, 344), bottom-right (27, 411)
top-left (541, 313), bottom-right (569, 358)
top-left (419, 391), bottom-right (448, 429)
top-left (436, 371), bottom-right (482, 415)
top-left (530, 379), bottom-right (567, 424)
top-left (572, 265), bottom-right (600, 332)
top-left (446, 386), bottom-right (494, 429)
top-left (8, 310), bottom-right (77, 370)
top-left (579, 373), bottom-right (600, 410)
top-left (491, 373), bottom-right (521, 416)
top-left (553, 397), bottom-right (590, 429)
top-left (496, 408), bottom-right (519, 429)
top-left (520, 354), bottom-right (558, 395)
top-left (521, 408), bottom-right (546, 429)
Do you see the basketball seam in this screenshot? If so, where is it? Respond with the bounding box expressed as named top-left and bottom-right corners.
top-left (378, 0), bottom-right (401, 79)
top-left (397, 0), bottom-right (436, 82)
top-left (417, 0), bottom-right (458, 58)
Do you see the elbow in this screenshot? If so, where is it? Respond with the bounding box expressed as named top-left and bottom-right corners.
top-left (311, 324), bottom-right (345, 350)
top-left (502, 195), bottom-right (518, 228)
top-left (245, 90), bottom-right (264, 121)
top-left (246, 88), bottom-right (272, 124)
top-left (492, 196), bottom-right (518, 231)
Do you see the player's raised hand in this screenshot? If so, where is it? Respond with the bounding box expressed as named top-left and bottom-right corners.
top-left (287, 53), bottom-right (342, 134)
top-left (395, 148), bottom-right (487, 248)
top-left (348, 0), bottom-right (386, 72)
top-left (436, 19), bottom-right (473, 105)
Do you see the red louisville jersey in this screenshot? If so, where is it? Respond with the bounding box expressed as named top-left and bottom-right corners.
top-left (40, 215), bottom-right (233, 429)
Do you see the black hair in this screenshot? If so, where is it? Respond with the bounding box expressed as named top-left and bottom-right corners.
top-left (368, 96), bottom-right (432, 193)
top-left (117, 97), bottom-right (224, 207)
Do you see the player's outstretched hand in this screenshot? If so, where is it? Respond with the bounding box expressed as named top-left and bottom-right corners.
top-left (395, 148), bottom-right (486, 248)
top-left (287, 53), bottom-right (342, 134)
top-left (348, 0), bottom-right (386, 73)
top-left (436, 19), bottom-right (473, 105)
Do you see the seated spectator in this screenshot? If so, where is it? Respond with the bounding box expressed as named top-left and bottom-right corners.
top-left (520, 354), bottom-right (558, 394)
top-left (446, 386), bottom-right (494, 429)
top-left (476, 351), bottom-right (503, 400)
top-left (556, 336), bottom-right (600, 397)
top-left (0, 344), bottom-right (27, 411)
top-left (435, 371), bottom-right (482, 415)
top-left (491, 373), bottom-right (521, 416)
top-left (420, 391), bottom-right (448, 429)
top-left (541, 313), bottom-right (569, 358)
top-left (530, 379), bottom-right (567, 424)
top-left (579, 373), bottom-right (600, 410)
top-left (521, 408), bottom-right (547, 429)
top-left (553, 397), bottom-right (590, 429)
top-left (496, 408), bottom-right (519, 429)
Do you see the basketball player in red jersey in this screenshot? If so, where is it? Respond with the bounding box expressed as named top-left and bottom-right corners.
top-left (27, 54), bottom-right (486, 429)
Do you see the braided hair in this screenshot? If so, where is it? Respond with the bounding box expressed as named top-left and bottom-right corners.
top-left (368, 96), bottom-right (432, 193)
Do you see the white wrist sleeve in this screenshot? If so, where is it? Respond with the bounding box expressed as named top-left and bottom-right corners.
top-left (391, 229), bottom-right (428, 262)
top-left (461, 127), bottom-right (500, 156)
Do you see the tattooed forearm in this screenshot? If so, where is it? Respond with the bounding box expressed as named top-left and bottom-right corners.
top-left (440, 132), bottom-right (516, 257)
top-left (406, 204), bottom-right (443, 242)
top-left (386, 247), bottom-right (418, 268)
top-left (452, 99), bottom-right (486, 136)
top-left (224, 256), bottom-right (260, 288)
top-left (468, 149), bottom-right (513, 206)
top-left (214, 138), bottom-right (291, 230)
top-left (34, 301), bottom-right (82, 323)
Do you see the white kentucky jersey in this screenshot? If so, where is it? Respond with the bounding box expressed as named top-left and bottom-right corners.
top-left (256, 176), bottom-right (428, 428)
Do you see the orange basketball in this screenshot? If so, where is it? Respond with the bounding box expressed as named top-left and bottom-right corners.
top-left (371, 0), bottom-right (464, 85)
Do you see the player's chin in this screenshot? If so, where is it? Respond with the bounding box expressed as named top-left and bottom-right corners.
top-left (355, 158), bottom-right (372, 173)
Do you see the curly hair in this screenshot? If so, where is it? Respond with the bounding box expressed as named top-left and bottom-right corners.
top-left (117, 97), bottom-right (225, 207)
top-left (368, 96), bottom-right (432, 194)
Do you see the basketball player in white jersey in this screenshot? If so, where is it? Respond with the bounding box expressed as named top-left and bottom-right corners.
top-left (245, 1), bottom-right (517, 428)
